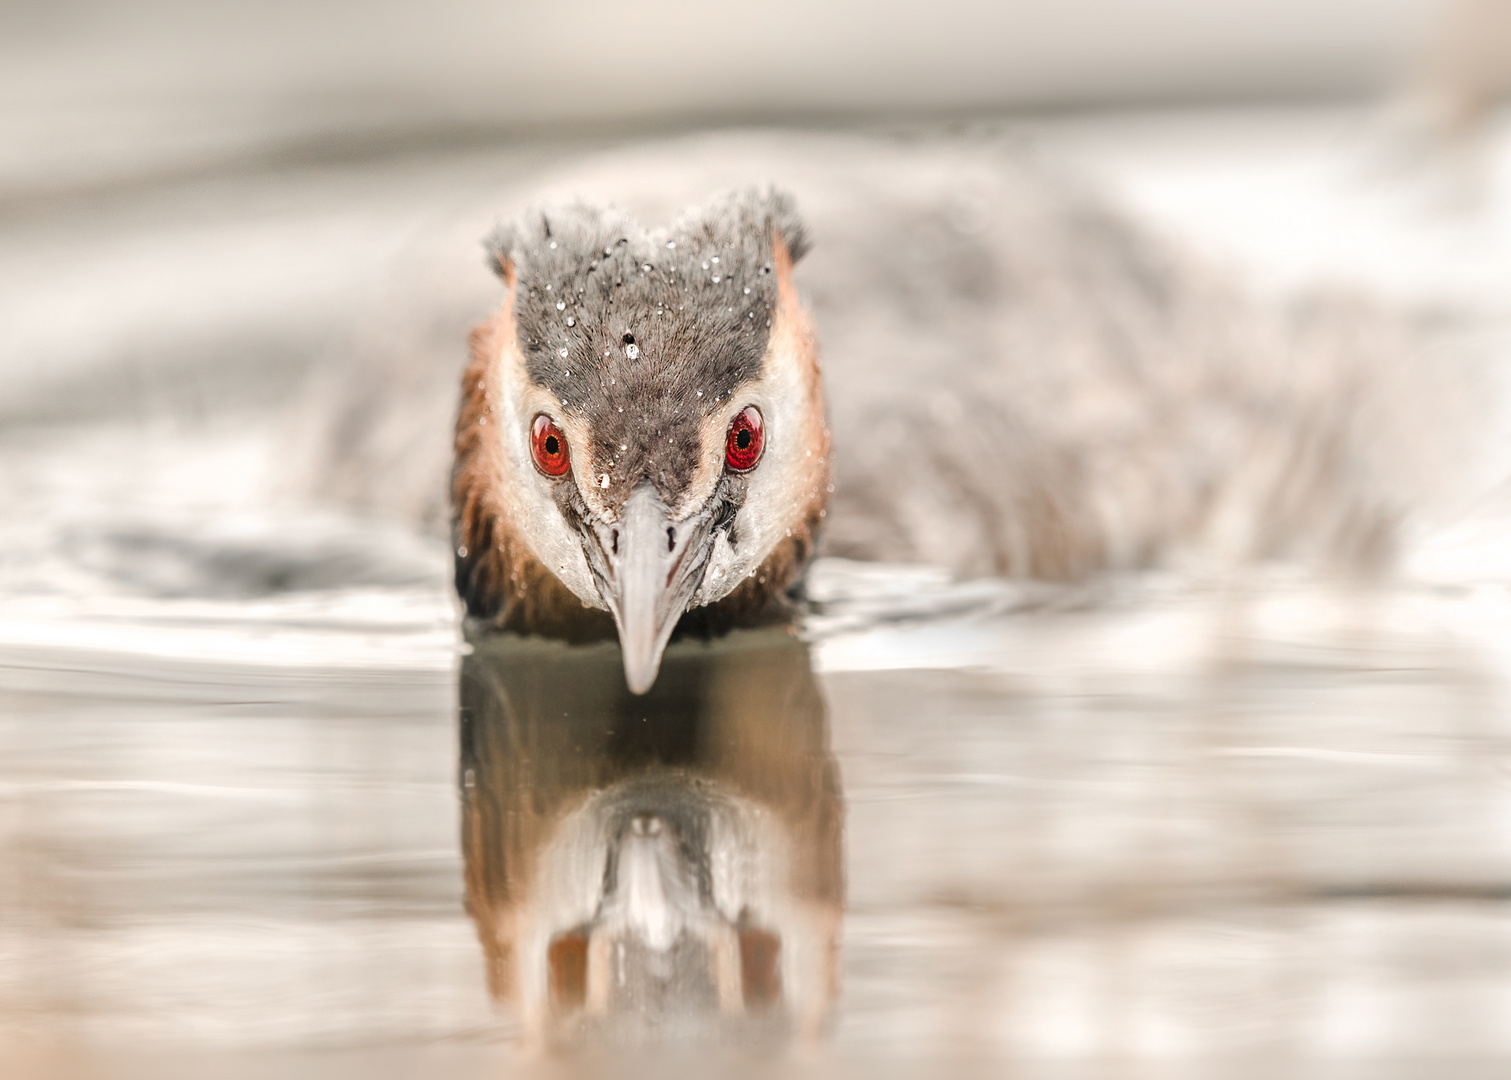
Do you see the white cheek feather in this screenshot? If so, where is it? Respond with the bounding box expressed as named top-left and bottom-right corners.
top-left (494, 342), bottom-right (605, 609)
top-left (694, 333), bottom-right (825, 607)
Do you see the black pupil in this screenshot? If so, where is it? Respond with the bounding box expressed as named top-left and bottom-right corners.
top-left (735, 429), bottom-right (751, 450)
top-left (544, 435), bottom-right (559, 455)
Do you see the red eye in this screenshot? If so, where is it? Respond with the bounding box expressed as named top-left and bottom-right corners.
top-left (530, 414), bottom-right (571, 477)
top-left (724, 406), bottom-right (764, 472)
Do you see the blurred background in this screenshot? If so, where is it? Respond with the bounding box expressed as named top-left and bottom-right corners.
top-left (2, 0), bottom-right (1505, 196)
top-left (3, 1), bottom-right (1511, 1076)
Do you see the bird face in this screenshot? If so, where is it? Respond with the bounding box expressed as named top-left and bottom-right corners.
top-left (455, 191), bottom-right (830, 692)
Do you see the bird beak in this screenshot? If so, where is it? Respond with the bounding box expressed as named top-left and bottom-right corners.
top-left (594, 482), bottom-right (712, 694)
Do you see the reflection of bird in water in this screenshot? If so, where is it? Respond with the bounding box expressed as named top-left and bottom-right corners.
top-left (459, 629), bottom-right (841, 1045)
top-left (313, 135), bottom-right (1463, 691)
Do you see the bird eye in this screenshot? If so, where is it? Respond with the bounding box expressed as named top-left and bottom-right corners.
top-left (724, 406), bottom-right (764, 472)
top-left (530, 414), bottom-right (571, 477)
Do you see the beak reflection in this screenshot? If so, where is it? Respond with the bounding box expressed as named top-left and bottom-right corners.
top-left (458, 627), bottom-right (843, 1047)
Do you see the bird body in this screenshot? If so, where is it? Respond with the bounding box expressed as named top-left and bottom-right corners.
top-left (305, 133), bottom-right (1464, 694)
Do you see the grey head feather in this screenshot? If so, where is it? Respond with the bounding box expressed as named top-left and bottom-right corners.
top-left (484, 188), bottom-right (808, 510)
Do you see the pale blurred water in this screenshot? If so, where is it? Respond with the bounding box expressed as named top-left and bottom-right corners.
top-left (4, 109), bottom-right (1511, 1077)
top-left (6, 558), bottom-right (1511, 1076)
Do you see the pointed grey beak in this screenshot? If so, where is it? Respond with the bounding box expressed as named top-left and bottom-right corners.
top-left (594, 483), bottom-right (713, 694)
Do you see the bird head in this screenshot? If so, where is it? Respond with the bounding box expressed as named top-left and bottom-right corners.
top-left (453, 189), bottom-right (830, 693)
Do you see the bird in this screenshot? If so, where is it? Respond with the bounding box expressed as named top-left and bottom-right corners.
top-left (452, 190), bottom-right (831, 692)
top-left (306, 133), bottom-right (1464, 694)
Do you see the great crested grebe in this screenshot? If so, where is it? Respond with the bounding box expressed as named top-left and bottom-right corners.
top-left (447, 169), bottom-right (1457, 694)
top-left (370, 128), bottom-right (1467, 699)
top-left (453, 191), bottom-right (828, 692)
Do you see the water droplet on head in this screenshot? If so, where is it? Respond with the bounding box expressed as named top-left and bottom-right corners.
top-left (711, 275), bottom-right (720, 283)
top-left (545, 283), bottom-right (552, 291)
top-left (598, 473), bottom-right (610, 488)
top-left (626, 343), bottom-right (640, 359)
top-left (560, 348), bottom-right (569, 357)
top-left (566, 316), bottom-right (575, 326)
top-left (701, 261), bottom-right (709, 270)
top-left (743, 287), bottom-right (751, 294)
top-left (549, 240), bottom-right (557, 249)
top-left (666, 240), bottom-right (676, 249)
top-left (457, 545), bottom-right (468, 558)
top-left (710, 256), bottom-right (719, 264)
top-left (642, 264), bottom-right (651, 272)
top-left (556, 300), bottom-right (565, 310)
